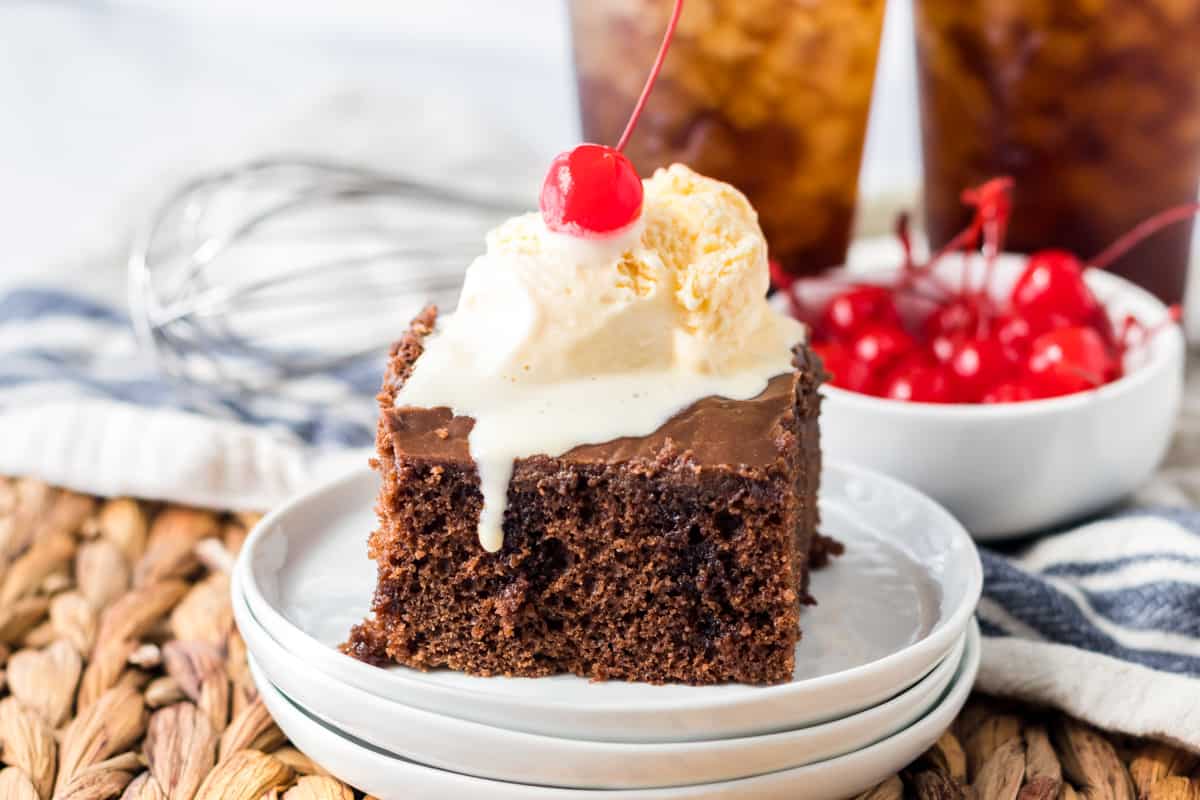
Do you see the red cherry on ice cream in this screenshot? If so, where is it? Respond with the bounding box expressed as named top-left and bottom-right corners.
top-left (539, 0), bottom-right (683, 237)
top-left (540, 145), bottom-right (644, 236)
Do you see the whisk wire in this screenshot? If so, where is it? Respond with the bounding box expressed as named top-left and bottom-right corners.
top-left (129, 157), bottom-right (521, 394)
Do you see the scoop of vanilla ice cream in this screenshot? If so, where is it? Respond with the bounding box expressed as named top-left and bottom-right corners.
top-left (441, 163), bottom-right (803, 382)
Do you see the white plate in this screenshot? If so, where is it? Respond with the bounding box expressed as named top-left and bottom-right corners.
top-left (239, 461), bottom-right (981, 742)
top-left (235, 571), bottom-right (966, 789)
top-left (249, 619), bottom-right (980, 800)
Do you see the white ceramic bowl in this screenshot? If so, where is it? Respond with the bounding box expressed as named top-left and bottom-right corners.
top-left (237, 461), bottom-right (982, 742)
top-left (247, 620), bottom-right (981, 800)
top-left (235, 571), bottom-right (967, 789)
top-left (811, 241), bottom-right (1185, 540)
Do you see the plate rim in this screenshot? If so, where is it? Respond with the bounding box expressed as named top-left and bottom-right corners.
top-left (246, 619), bottom-right (983, 799)
top-left (238, 458), bottom-right (982, 715)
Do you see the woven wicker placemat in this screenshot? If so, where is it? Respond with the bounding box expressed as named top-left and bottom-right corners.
top-left (0, 478), bottom-right (1195, 800)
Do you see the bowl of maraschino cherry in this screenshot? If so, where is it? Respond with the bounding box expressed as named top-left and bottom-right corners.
top-left (774, 178), bottom-right (1186, 540)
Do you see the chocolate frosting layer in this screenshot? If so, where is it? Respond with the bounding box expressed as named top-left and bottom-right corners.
top-left (384, 372), bottom-right (799, 470)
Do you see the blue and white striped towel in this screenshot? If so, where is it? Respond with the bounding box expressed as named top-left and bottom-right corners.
top-left (2, 285), bottom-right (1198, 748)
top-left (0, 287), bottom-right (379, 510)
top-left (978, 514), bottom-right (1200, 749)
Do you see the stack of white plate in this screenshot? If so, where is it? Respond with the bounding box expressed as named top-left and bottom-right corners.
top-left (233, 461), bottom-right (983, 800)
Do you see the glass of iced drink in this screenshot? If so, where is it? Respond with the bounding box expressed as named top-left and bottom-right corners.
top-left (915, 0), bottom-right (1200, 304)
top-left (569, 0), bottom-right (887, 277)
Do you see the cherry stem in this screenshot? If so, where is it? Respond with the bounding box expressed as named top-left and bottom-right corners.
top-left (1063, 363), bottom-right (1105, 388)
top-left (895, 213), bottom-right (951, 299)
top-left (1121, 304), bottom-right (1183, 353)
top-left (615, 0), bottom-right (685, 153)
top-left (895, 212), bottom-right (915, 272)
top-left (891, 215), bottom-right (954, 300)
top-left (1087, 202), bottom-right (1200, 272)
top-left (927, 222), bottom-right (979, 268)
top-left (1117, 314), bottom-right (1142, 349)
top-left (919, 218), bottom-right (984, 291)
top-left (909, 235), bottom-right (961, 298)
top-left (903, 282), bottom-right (956, 306)
top-left (980, 215), bottom-right (1005, 301)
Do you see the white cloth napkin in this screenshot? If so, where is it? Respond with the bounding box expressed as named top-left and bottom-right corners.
top-left (976, 513), bottom-right (1200, 751)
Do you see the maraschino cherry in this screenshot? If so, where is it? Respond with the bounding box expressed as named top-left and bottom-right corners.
top-left (883, 356), bottom-right (958, 403)
top-left (540, 146), bottom-right (643, 237)
top-left (775, 177), bottom-right (1192, 405)
top-left (849, 323), bottom-right (915, 376)
top-left (539, 0), bottom-right (684, 237)
top-left (944, 335), bottom-right (1012, 401)
top-left (992, 313), bottom-right (1034, 362)
top-left (922, 297), bottom-right (979, 343)
top-left (1025, 326), bottom-right (1118, 398)
top-left (1009, 250), bottom-right (1098, 333)
top-left (819, 284), bottom-right (900, 340)
top-left (811, 341), bottom-right (876, 395)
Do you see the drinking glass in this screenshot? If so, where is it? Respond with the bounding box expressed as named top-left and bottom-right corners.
top-left (915, 0), bottom-right (1200, 304)
top-left (570, 0), bottom-right (888, 276)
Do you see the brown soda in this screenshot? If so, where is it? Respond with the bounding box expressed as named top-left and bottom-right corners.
top-left (569, 0), bottom-right (887, 277)
top-left (915, 0), bottom-right (1200, 304)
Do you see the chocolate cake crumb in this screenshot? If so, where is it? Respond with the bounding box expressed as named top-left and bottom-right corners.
top-left (344, 307), bottom-right (833, 685)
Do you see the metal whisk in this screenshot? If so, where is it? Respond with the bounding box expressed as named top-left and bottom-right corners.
top-left (128, 158), bottom-right (524, 394)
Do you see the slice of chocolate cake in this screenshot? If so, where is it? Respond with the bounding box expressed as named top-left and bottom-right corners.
top-left (344, 164), bottom-right (837, 685)
top-left (344, 306), bottom-right (828, 685)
